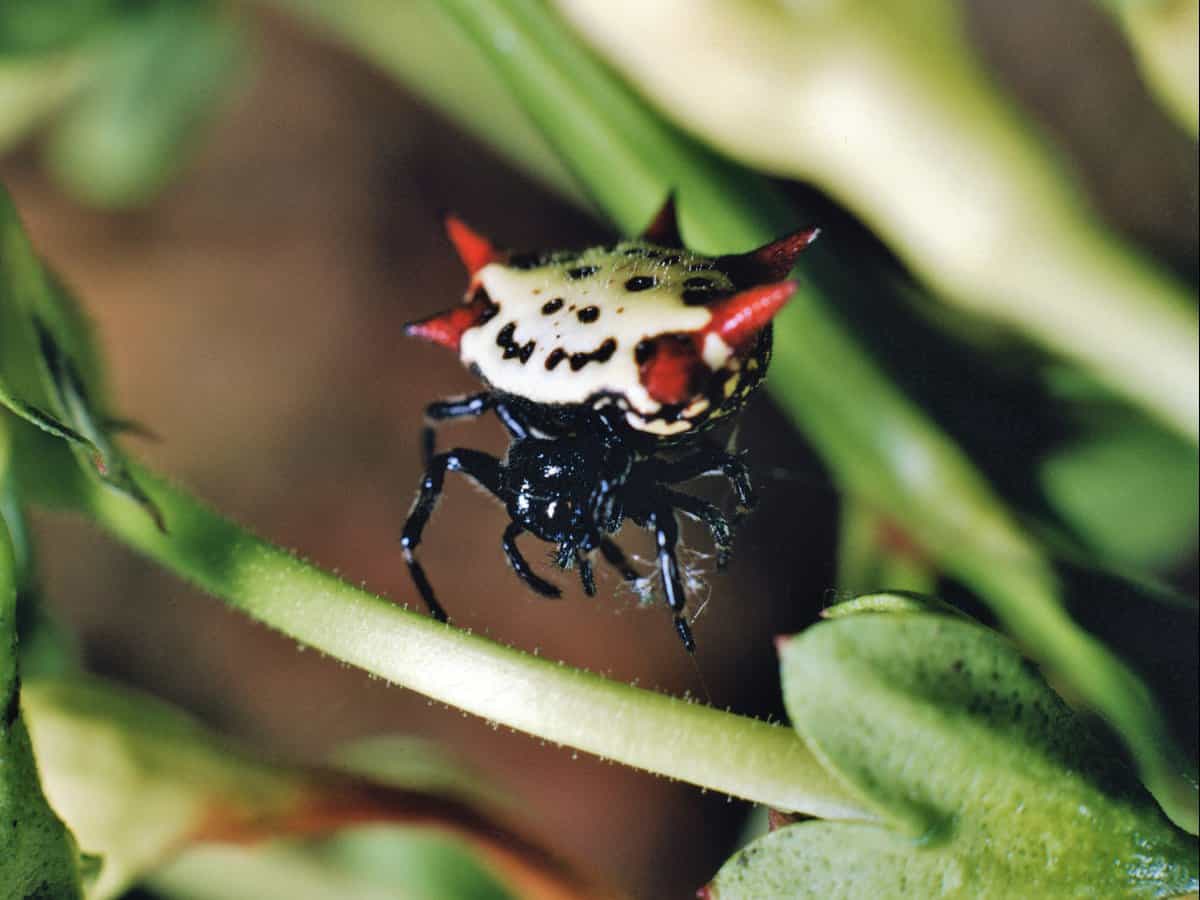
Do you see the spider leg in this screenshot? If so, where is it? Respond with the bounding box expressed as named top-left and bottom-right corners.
top-left (502, 523), bottom-right (562, 597)
top-left (400, 448), bottom-right (503, 621)
top-left (493, 401), bottom-right (530, 441)
top-left (599, 538), bottom-right (641, 583)
top-left (658, 487), bottom-right (734, 570)
top-left (576, 549), bottom-right (596, 596)
top-left (421, 393), bottom-right (494, 465)
top-left (649, 505), bottom-right (696, 653)
top-left (653, 443), bottom-right (757, 510)
top-left (422, 395), bottom-right (532, 464)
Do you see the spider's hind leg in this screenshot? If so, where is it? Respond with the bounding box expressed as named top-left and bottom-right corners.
top-left (654, 442), bottom-right (757, 511)
top-left (401, 448), bottom-right (503, 621)
top-left (647, 503), bottom-right (695, 653)
top-left (599, 538), bottom-right (641, 584)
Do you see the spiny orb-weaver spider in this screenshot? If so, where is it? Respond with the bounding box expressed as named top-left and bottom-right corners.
top-left (401, 201), bottom-right (818, 650)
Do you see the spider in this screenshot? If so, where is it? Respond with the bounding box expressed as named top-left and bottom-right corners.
top-left (401, 201), bottom-right (818, 650)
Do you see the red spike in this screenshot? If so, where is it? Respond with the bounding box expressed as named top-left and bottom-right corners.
top-left (700, 281), bottom-right (798, 349)
top-left (718, 226), bottom-right (820, 286)
top-left (641, 195), bottom-right (683, 247)
top-left (444, 214), bottom-right (505, 279)
top-left (404, 294), bottom-right (494, 352)
top-left (638, 335), bottom-right (705, 405)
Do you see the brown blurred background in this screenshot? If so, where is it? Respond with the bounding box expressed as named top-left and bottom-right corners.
top-left (3, 2), bottom-right (1195, 897)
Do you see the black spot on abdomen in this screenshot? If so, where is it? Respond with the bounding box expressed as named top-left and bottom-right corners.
top-left (681, 277), bottom-right (728, 305)
top-left (496, 321), bottom-right (536, 364)
top-left (570, 338), bottom-right (617, 370)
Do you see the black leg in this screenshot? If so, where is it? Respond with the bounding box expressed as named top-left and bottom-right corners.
top-left (652, 444), bottom-right (756, 509)
top-left (502, 523), bottom-right (561, 597)
top-left (493, 401), bottom-right (530, 440)
top-left (649, 506), bottom-right (695, 653)
top-left (553, 541), bottom-right (574, 569)
top-left (576, 550), bottom-right (596, 596)
top-left (658, 487), bottom-right (733, 570)
top-left (599, 538), bottom-right (641, 583)
top-left (422, 393), bottom-right (494, 465)
top-left (401, 448), bottom-right (503, 621)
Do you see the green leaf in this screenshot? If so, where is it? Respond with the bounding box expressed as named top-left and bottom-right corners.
top-left (0, 443), bottom-right (79, 679)
top-left (1104, 0), bottom-right (1199, 137)
top-left (272, 0), bottom-right (586, 208)
top-left (22, 675), bottom-right (602, 900)
top-left (151, 832), bottom-right (514, 900)
top-left (1040, 423), bottom-right (1198, 571)
top-left (0, 0), bottom-right (116, 56)
top-left (44, 1), bottom-right (244, 207)
top-left (835, 499), bottom-right (937, 598)
top-left (313, 828), bottom-right (516, 900)
top-left (21, 674), bottom-right (316, 899)
top-left (0, 433), bottom-right (84, 900)
top-left (709, 610), bottom-right (1199, 899)
top-left (0, 181), bottom-right (164, 529)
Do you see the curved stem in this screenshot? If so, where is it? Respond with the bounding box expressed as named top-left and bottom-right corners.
top-left (77, 465), bottom-right (872, 823)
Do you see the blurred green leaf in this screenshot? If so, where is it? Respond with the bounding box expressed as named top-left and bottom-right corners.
top-left (0, 434), bottom-right (85, 900)
top-left (1040, 422), bottom-right (1198, 571)
top-left (427, 0), bottom-right (1196, 831)
top-left (1105, 0), bottom-right (1199, 136)
top-left (709, 605), bottom-right (1199, 899)
top-left (315, 828), bottom-right (515, 900)
top-left (45, 1), bottom-right (243, 207)
top-left (24, 675), bottom-right (607, 900)
top-left (0, 448), bottom-right (79, 679)
top-left (151, 832), bottom-right (515, 900)
top-left (1, 182), bottom-right (164, 528)
top-left (22, 676), bottom-right (302, 900)
top-left (835, 499), bottom-right (937, 598)
top-left (0, 0), bottom-right (116, 56)
top-left (0, 49), bottom-right (93, 154)
top-left (273, 0), bottom-right (587, 209)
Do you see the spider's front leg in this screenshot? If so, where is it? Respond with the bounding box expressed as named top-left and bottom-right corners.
top-left (421, 393), bottom-right (530, 464)
top-left (400, 448), bottom-right (503, 621)
top-left (502, 523), bottom-right (561, 597)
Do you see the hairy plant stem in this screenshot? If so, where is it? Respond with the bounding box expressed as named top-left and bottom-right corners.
top-left (76, 465), bottom-right (873, 823)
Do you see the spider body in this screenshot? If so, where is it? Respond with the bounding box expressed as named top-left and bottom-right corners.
top-left (402, 202), bottom-right (818, 649)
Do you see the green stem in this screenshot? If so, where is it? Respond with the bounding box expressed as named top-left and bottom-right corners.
top-left (78, 466), bottom-right (872, 822)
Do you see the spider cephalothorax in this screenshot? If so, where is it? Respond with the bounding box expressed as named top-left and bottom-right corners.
top-left (401, 201), bottom-right (818, 650)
